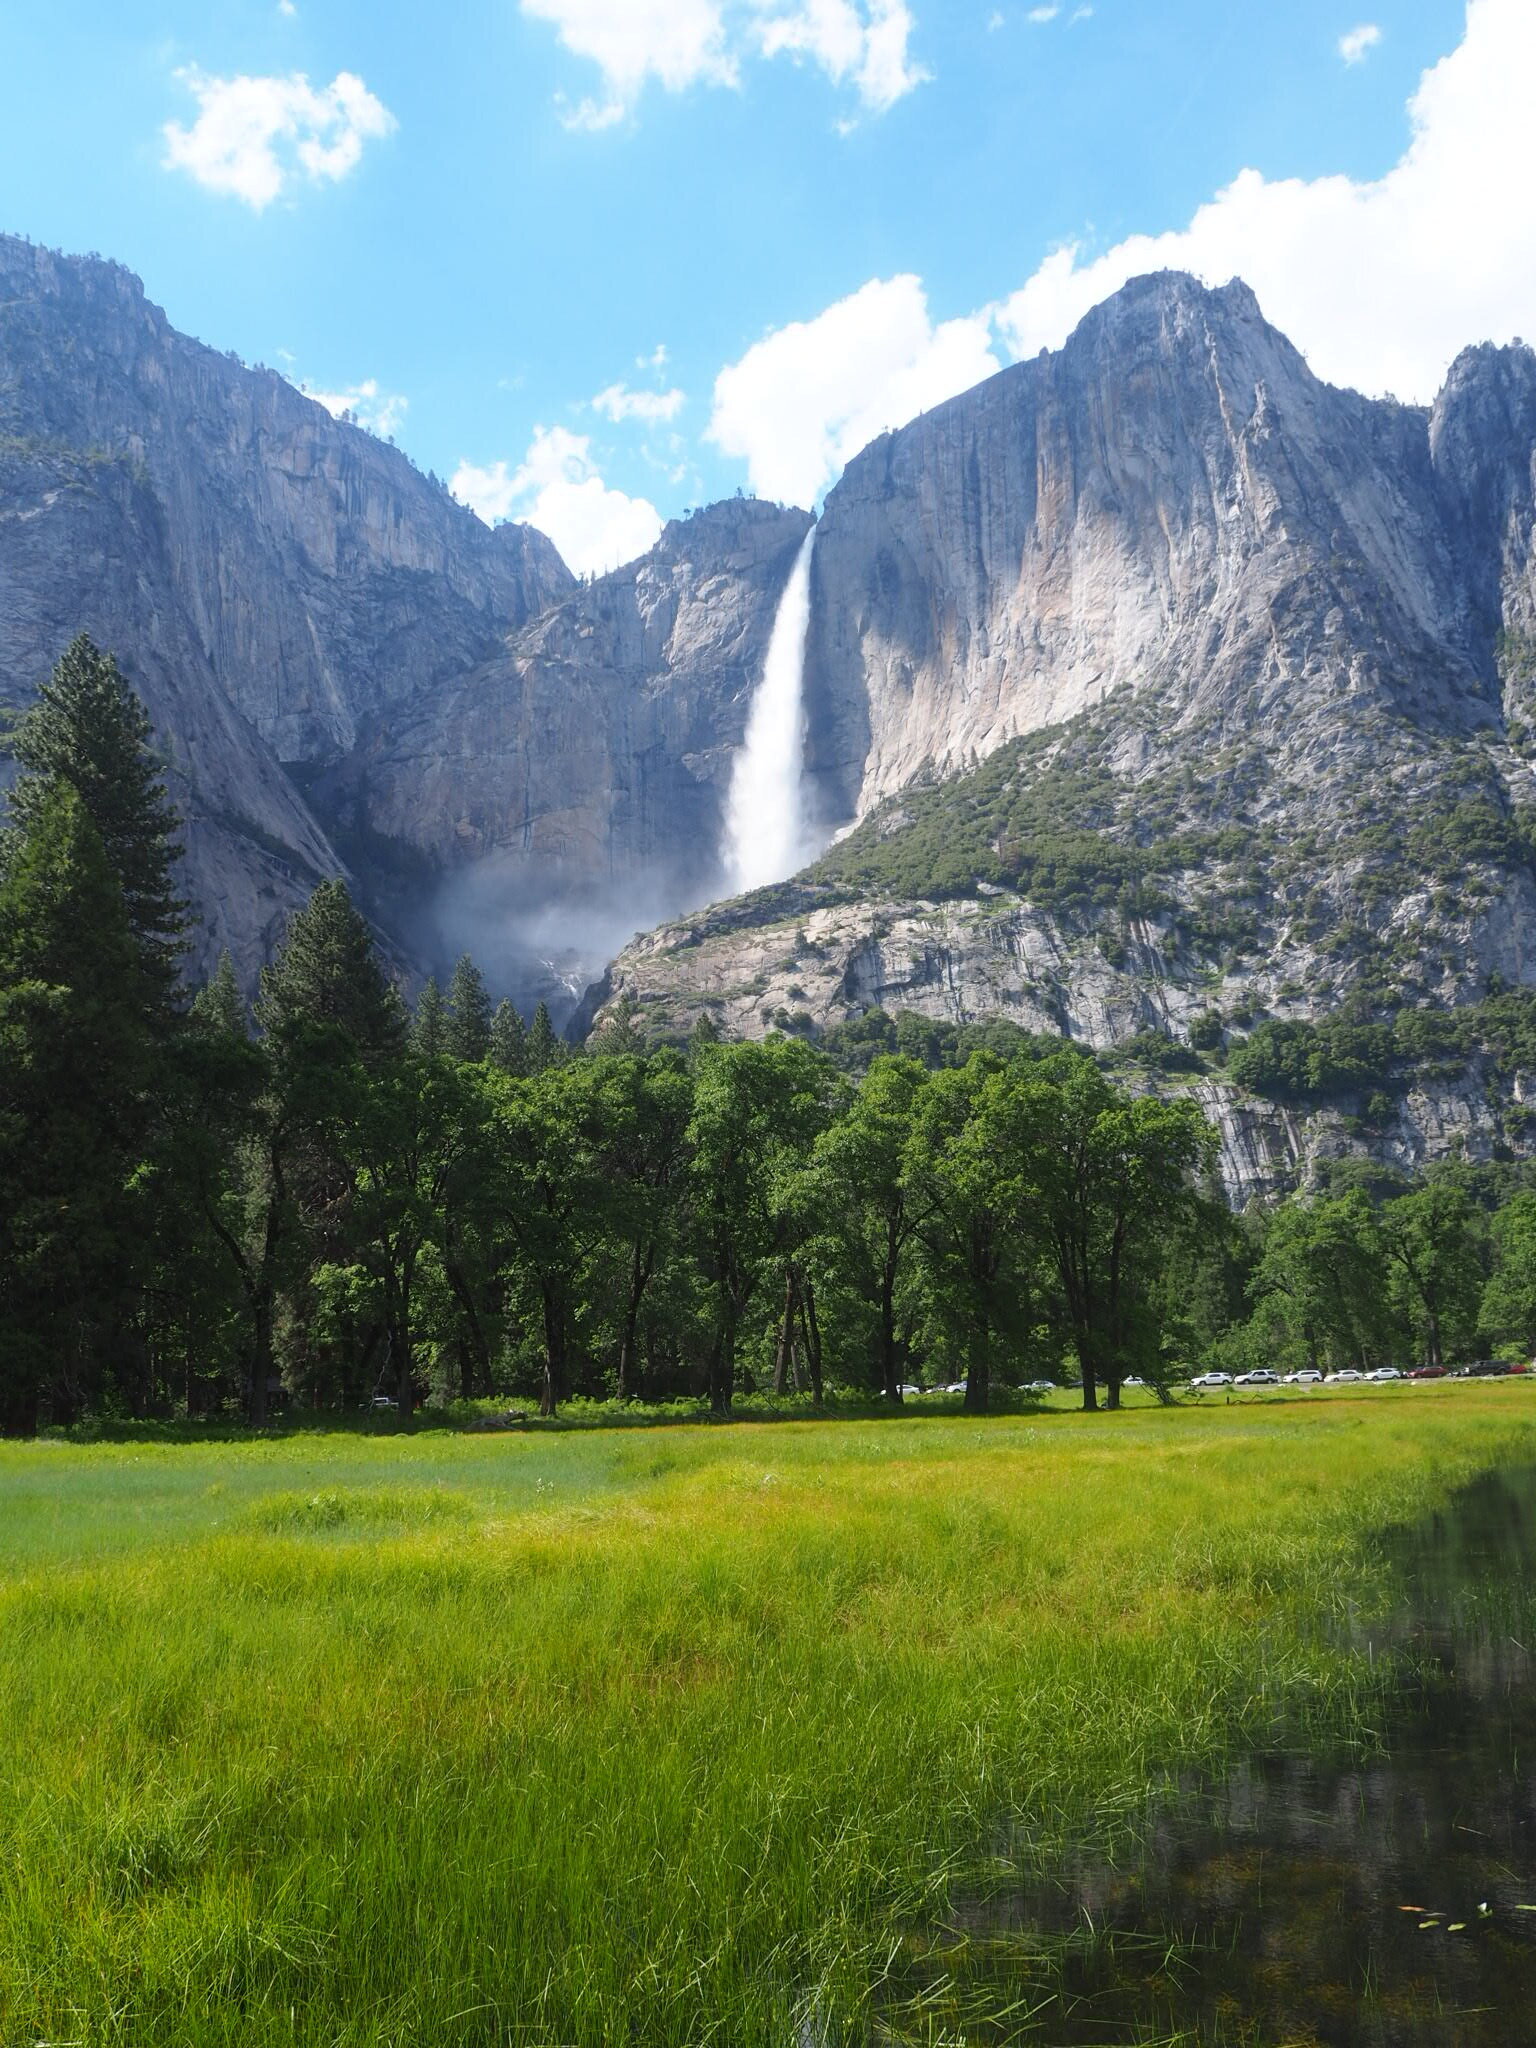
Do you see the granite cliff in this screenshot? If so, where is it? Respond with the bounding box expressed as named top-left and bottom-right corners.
top-left (583, 276), bottom-right (1536, 1195)
top-left (12, 234), bottom-right (1536, 1197)
top-left (0, 235), bottom-right (821, 998)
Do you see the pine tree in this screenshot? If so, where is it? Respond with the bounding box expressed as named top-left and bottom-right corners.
top-left (191, 950), bottom-right (247, 1039)
top-left (9, 635), bottom-right (186, 1008)
top-left (413, 977), bottom-right (445, 1057)
top-left (689, 1011), bottom-right (722, 1061)
top-left (527, 1000), bottom-right (562, 1074)
top-left (445, 953), bottom-right (492, 1062)
top-left (589, 994), bottom-right (644, 1056)
top-left (0, 783), bottom-right (148, 1433)
top-left (256, 880), bottom-right (405, 1058)
top-left (489, 999), bottom-right (528, 1076)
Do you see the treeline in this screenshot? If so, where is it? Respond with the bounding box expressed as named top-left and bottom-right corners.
top-left (0, 640), bottom-right (1228, 1432)
top-left (7, 641), bottom-right (1536, 1436)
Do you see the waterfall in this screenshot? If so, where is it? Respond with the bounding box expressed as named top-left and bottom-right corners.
top-left (723, 526), bottom-right (818, 894)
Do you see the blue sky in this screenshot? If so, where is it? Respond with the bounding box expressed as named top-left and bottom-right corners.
top-left (3, 0), bottom-right (1528, 573)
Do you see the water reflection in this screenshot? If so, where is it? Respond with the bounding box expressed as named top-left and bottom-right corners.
top-left (895, 1467), bottom-right (1536, 2045)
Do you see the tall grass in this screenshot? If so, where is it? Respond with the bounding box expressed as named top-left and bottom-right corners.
top-left (1, 1389), bottom-right (1532, 2044)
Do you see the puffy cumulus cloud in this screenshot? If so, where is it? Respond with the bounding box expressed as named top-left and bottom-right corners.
top-left (708, 274), bottom-right (999, 505)
top-left (750, 0), bottom-right (929, 116)
top-left (162, 67), bottom-right (394, 209)
top-left (451, 427), bottom-right (663, 576)
top-left (521, 0), bottom-right (736, 127)
top-left (591, 382), bottom-right (686, 423)
top-left (995, 0), bottom-right (1536, 403)
top-left (302, 379), bottom-right (408, 437)
top-left (1339, 23), bottom-right (1382, 65)
top-left (520, 0), bottom-right (925, 127)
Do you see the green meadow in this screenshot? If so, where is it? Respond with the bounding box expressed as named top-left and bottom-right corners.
top-left (3, 1387), bottom-right (1534, 2046)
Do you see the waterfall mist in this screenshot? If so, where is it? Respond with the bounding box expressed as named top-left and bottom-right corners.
top-left (722, 526), bottom-right (818, 893)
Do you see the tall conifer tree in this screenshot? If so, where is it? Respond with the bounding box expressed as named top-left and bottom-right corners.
top-left (489, 999), bottom-right (528, 1076)
top-left (0, 783), bottom-right (146, 1432)
top-left (445, 954), bottom-right (492, 1062)
top-left (9, 635), bottom-right (185, 1011)
top-left (256, 880), bottom-right (405, 1058)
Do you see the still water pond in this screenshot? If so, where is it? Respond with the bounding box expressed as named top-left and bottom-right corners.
top-left (899, 1466), bottom-right (1536, 2045)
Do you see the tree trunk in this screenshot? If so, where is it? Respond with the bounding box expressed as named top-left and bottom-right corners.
top-left (879, 1261), bottom-right (900, 1401)
top-left (540, 1284), bottom-right (566, 1417)
top-left (773, 1268), bottom-right (796, 1396)
top-left (249, 1285), bottom-right (274, 1428)
top-left (617, 1242), bottom-right (654, 1402)
top-left (797, 1276), bottom-right (824, 1406)
top-left (708, 1313), bottom-right (735, 1416)
top-left (445, 1259), bottom-right (490, 1399)
top-left (963, 1321), bottom-right (990, 1413)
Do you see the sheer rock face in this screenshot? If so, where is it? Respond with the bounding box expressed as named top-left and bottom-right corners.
top-left (12, 234), bottom-right (1536, 1070)
top-left (0, 237), bottom-right (571, 982)
top-left (0, 237), bottom-right (813, 994)
top-left (803, 273), bottom-right (1528, 827)
top-left (338, 500), bottom-right (813, 890)
top-left (0, 238), bottom-right (571, 766)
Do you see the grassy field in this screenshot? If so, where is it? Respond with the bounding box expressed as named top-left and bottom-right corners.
top-left (2, 1387), bottom-right (1534, 2046)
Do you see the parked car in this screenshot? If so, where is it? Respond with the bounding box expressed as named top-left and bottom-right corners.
top-left (1324, 1370), bottom-right (1363, 1384)
top-left (1234, 1369), bottom-right (1280, 1386)
top-left (1458, 1360), bottom-right (1510, 1378)
top-left (1190, 1372), bottom-right (1232, 1389)
top-left (1123, 1376), bottom-right (1146, 1387)
top-left (943, 1381), bottom-right (968, 1395)
top-left (1284, 1369), bottom-right (1324, 1385)
top-left (1409, 1364), bottom-right (1447, 1380)
top-left (369, 1394), bottom-right (397, 1410)
top-left (1365, 1367), bottom-right (1403, 1382)
top-left (1025, 1379), bottom-right (1058, 1395)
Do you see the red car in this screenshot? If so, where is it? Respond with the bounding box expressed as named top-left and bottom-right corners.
top-left (1408, 1365), bottom-right (1447, 1380)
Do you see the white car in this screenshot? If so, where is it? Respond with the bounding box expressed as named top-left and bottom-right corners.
top-left (1123, 1376), bottom-right (1146, 1387)
top-left (1284, 1369), bottom-right (1323, 1385)
top-left (1324, 1370), bottom-right (1363, 1384)
top-left (943, 1382), bottom-right (967, 1395)
top-left (369, 1394), bottom-right (397, 1410)
top-left (1026, 1379), bottom-right (1058, 1394)
top-left (1190, 1372), bottom-right (1232, 1389)
top-left (1366, 1366), bottom-right (1403, 1382)
top-left (1234, 1369), bottom-right (1280, 1386)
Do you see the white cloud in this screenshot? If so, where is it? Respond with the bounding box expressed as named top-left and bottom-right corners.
top-left (708, 274), bottom-right (999, 504)
top-left (452, 427), bottom-right (663, 576)
top-left (1026, 5), bottom-right (1058, 18)
top-left (520, 0), bottom-right (925, 126)
top-left (1339, 23), bottom-right (1382, 65)
top-left (523, 0), bottom-right (736, 126)
top-left (302, 378), bottom-right (408, 438)
top-left (752, 1), bottom-right (929, 115)
top-left (162, 67), bottom-right (394, 209)
top-left (278, 0), bottom-right (298, 17)
top-left (638, 344), bottom-right (670, 371)
top-left (592, 382), bottom-right (687, 423)
top-left (994, 0), bottom-right (1536, 403)
top-left (704, 0), bottom-right (1536, 510)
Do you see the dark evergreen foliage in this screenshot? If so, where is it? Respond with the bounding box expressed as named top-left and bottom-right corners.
top-left (6, 638), bottom-right (1536, 1435)
top-left (9, 634), bottom-right (186, 1008)
top-left (445, 954), bottom-right (492, 1063)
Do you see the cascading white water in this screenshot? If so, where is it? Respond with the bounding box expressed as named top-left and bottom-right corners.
top-left (722, 526), bottom-right (817, 894)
